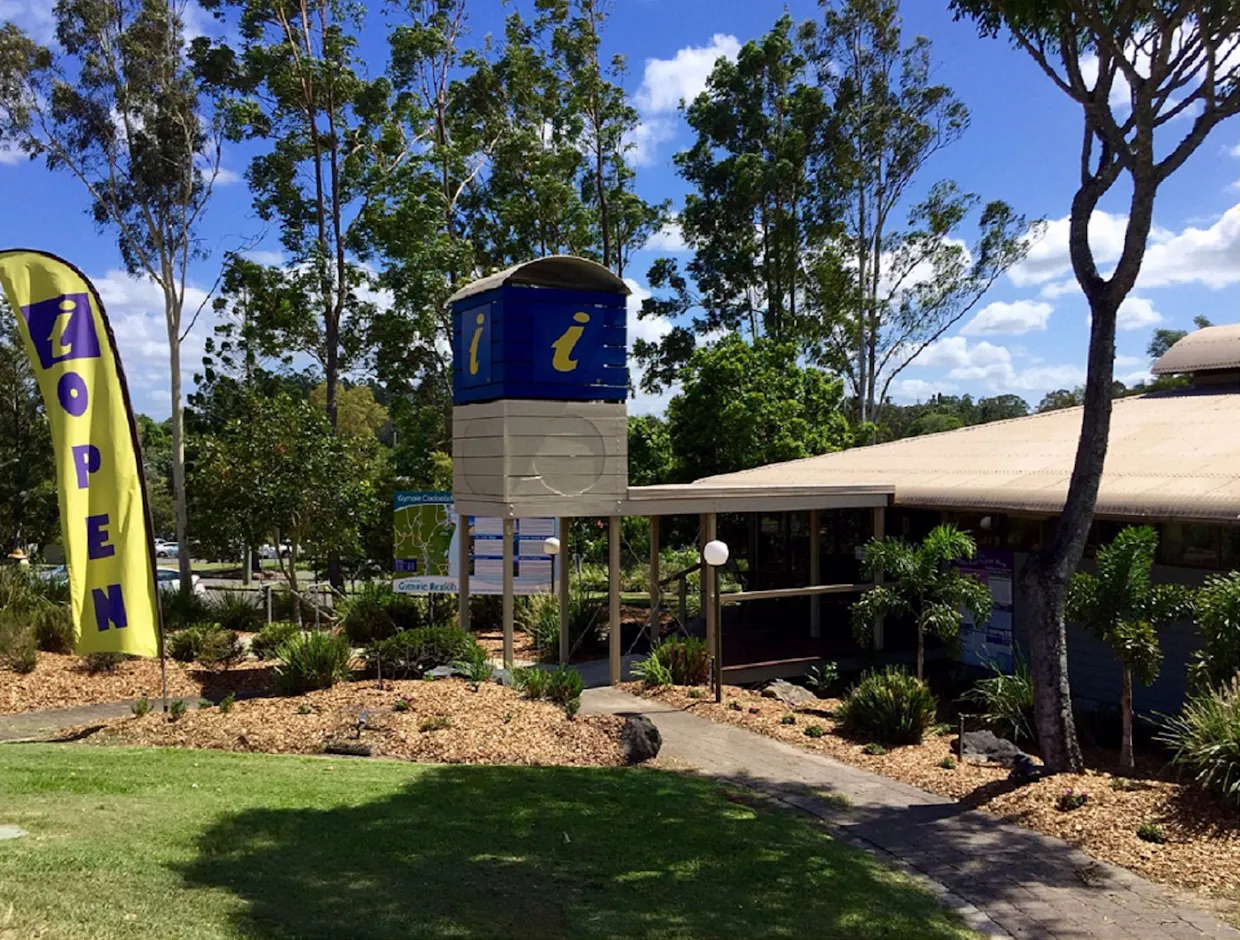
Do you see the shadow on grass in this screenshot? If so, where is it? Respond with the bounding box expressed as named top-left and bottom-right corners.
top-left (176, 764), bottom-right (971, 940)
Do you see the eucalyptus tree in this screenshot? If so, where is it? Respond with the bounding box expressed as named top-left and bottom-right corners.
top-left (951, 0), bottom-right (1240, 771)
top-left (0, 0), bottom-right (225, 590)
top-left (635, 15), bottom-right (836, 388)
top-left (801, 0), bottom-right (1034, 425)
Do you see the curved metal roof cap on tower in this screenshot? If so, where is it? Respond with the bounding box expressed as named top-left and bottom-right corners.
top-left (1152, 323), bottom-right (1240, 375)
top-left (447, 256), bottom-right (631, 304)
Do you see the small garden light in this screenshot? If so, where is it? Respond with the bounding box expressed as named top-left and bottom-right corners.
top-left (703, 539), bottom-right (729, 568)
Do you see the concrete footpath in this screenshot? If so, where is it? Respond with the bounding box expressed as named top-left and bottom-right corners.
top-left (582, 686), bottom-right (1240, 940)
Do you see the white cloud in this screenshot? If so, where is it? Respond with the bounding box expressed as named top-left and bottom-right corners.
top-left (889, 378), bottom-right (957, 401)
top-left (1116, 296), bottom-right (1162, 330)
top-left (912, 336), bottom-right (1085, 397)
top-left (241, 249), bottom-right (285, 267)
top-left (1119, 368), bottom-right (1154, 386)
top-left (642, 221), bottom-right (688, 253)
top-left (915, 336), bottom-right (1012, 371)
top-left (624, 277), bottom-right (675, 416)
top-left (635, 34), bottom-right (741, 114)
top-left (1230, 141), bottom-right (1240, 158)
top-left (628, 34), bottom-right (740, 168)
top-left (1114, 354), bottom-right (1144, 368)
top-left (961, 299), bottom-right (1053, 336)
top-left (0, 140), bottom-right (25, 166)
top-left (212, 166), bottom-right (242, 186)
top-left (0, 0), bottom-right (56, 44)
top-left (1038, 279), bottom-right (1080, 300)
top-left (1011, 205), bottom-right (1239, 292)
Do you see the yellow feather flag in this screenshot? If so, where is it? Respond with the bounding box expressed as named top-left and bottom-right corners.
top-left (0, 250), bottom-right (160, 657)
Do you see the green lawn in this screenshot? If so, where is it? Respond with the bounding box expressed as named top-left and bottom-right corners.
top-left (0, 745), bottom-right (976, 940)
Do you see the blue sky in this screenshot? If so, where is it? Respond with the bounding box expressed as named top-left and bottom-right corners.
top-left (2, 0), bottom-right (1237, 419)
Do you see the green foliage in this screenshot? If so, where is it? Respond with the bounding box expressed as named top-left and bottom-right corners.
top-left (419, 715), bottom-right (451, 733)
top-left (960, 656), bottom-right (1036, 746)
top-left (274, 632), bottom-right (354, 695)
top-left (0, 305), bottom-right (57, 553)
top-left (1137, 823), bottom-right (1166, 844)
top-left (862, 743), bottom-right (888, 756)
top-left (1066, 526), bottom-right (1192, 766)
top-left (218, 693), bottom-right (236, 715)
top-left (628, 416), bottom-right (674, 485)
top-left (838, 668), bottom-right (938, 746)
top-left (393, 697), bottom-right (411, 713)
top-left (1156, 678), bottom-right (1240, 806)
top-left (169, 700), bottom-right (188, 720)
top-left (207, 591), bottom-right (264, 634)
top-left (132, 697), bottom-right (151, 718)
top-left (161, 588), bottom-right (213, 631)
top-left (1188, 572), bottom-right (1240, 693)
top-left (528, 593), bottom-right (606, 660)
top-left (728, 700), bottom-right (742, 712)
top-left (665, 336), bottom-right (857, 481)
top-left (938, 756), bottom-right (957, 770)
top-left (168, 624), bottom-right (241, 667)
top-left (339, 583), bottom-right (436, 646)
top-left (0, 620), bottom-right (36, 673)
top-left (781, 715), bottom-right (796, 725)
top-left (546, 667), bottom-right (585, 707)
top-left (514, 667), bottom-right (551, 701)
top-left (852, 525), bottom-right (991, 679)
top-left (453, 646), bottom-right (494, 685)
top-left (805, 662), bottom-right (839, 697)
top-left (84, 652), bottom-right (124, 674)
top-left (0, 567), bottom-right (73, 659)
top-left (365, 627), bottom-right (483, 680)
top-left (876, 393), bottom-right (1029, 443)
top-left (251, 621), bottom-right (301, 661)
top-left (632, 653), bottom-right (674, 689)
top-left (804, 725), bottom-right (826, 739)
top-left (563, 697), bottom-right (581, 720)
top-left (1055, 788), bottom-right (1088, 812)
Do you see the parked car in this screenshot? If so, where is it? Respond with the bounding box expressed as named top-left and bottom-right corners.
top-left (154, 540), bottom-right (179, 559)
top-left (258, 542), bottom-right (292, 559)
top-left (156, 567), bottom-right (205, 596)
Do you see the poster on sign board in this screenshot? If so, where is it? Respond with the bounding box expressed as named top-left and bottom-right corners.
top-left (956, 547), bottom-right (1015, 672)
top-left (392, 491), bottom-right (558, 595)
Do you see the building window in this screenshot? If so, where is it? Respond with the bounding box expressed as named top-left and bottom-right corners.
top-left (1158, 523), bottom-right (1222, 569)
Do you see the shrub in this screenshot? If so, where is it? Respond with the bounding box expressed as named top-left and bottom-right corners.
top-left (1188, 572), bottom-right (1240, 693)
top-left (0, 615), bottom-right (36, 674)
top-left (805, 662), bottom-right (839, 697)
top-left (393, 697), bottom-right (412, 713)
top-left (296, 703), bottom-right (313, 715)
top-left (1136, 823), bottom-right (1166, 844)
top-left (274, 631), bottom-right (353, 694)
top-left (364, 627), bottom-right (482, 680)
top-left (781, 714), bottom-right (796, 725)
top-left (960, 656), bottom-right (1036, 746)
top-left (938, 756), bottom-right (957, 769)
top-left (338, 583), bottom-right (435, 646)
top-left (546, 666), bottom-right (584, 706)
top-left (514, 666), bottom-right (550, 700)
top-left (658, 637), bottom-right (711, 686)
top-left (132, 697), bottom-right (151, 717)
top-left (218, 693), bottom-right (236, 714)
top-left (167, 624), bottom-right (242, 667)
top-left (1056, 788), bottom-right (1089, 812)
top-left (251, 621), bottom-right (301, 660)
top-left (419, 715), bottom-right (451, 732)
top-left (563, 697), bottom-right (581, 719)
top-left (0, 569), bottom-right (72, 657)
top-left (207, 590), bottom-right (265, 633)
top-left (32, 604), bottom-right (74, 654)
top-left (1008, 754), bottom-right (1037, 782)
top-left (804, 725), bottom-right (825, 738)
top-left (454, 645), bottom-right (494, 684)
top-left (84, 651), bottom-right (124, 673)
top-left (837, 667), bottom-right (937, 746)
top-left (1155, 677), bottom-right (1240, 805)
top-left (169, 699), bottom-right (187, 720)
top-left (161, 587), bottom-right (213, 630)
top-left (862, 742), bottom-right (889, 756)
top-left (528, 593), bottom-right (606, 659)
top-left (632, 651), bottom-right (674, 688)
top-left (728, 700), bottom-right (742, 711)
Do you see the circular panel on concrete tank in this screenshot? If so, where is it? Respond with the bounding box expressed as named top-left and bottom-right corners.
top-left (533, 415), bottom-right (607, 496)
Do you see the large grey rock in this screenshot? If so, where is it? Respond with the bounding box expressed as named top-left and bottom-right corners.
top-left (760, 679), bottom-right (818, 709)
top-left (492, 668), bottom-right (515, 687)
top-left (961, 730), bottom-right (1029, 767)
top-left (620, 715), bottom-right (662, 764)
top-left (425, 664), bottom-right (468, 679)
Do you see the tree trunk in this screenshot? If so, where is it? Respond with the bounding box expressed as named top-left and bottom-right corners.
top-left (1120, 666), bottom-right (1134, 770)
top-left (1019, 553), bottom-right (1082, 770)
top-left (916, 629), bottom-right (924, 681)
top-left (168, 327), bottom-right (192, 593)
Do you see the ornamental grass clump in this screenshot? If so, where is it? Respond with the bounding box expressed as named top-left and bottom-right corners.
top-left (274, 631), bottom-right (353, 695)
top-left (1156, 676), bottom-right (1240, 806)
top-left (837, 667), bottom-right (937, 746)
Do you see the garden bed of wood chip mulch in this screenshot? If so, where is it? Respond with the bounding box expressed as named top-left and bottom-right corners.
top-left (1, 653), bottom-right (275, 715)
top-left (628, 682), bottom-right (1240, 903)
top-left (75, 678), bottom-right (625, 767)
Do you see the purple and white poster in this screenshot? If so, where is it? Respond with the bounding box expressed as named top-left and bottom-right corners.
top-left (956, 548), bottom-right (1015, 672)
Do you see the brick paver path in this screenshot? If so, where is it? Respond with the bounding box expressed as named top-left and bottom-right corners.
top-left (583, 686), bottom-right (1240, 940)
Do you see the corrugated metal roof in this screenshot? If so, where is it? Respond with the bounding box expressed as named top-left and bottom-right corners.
top-left (1152, 323), bottom-right (1240, 375)
top-left (447, 256), bottom-right (630, 304)
top-left (694, 387), bottom-right (1240, 523)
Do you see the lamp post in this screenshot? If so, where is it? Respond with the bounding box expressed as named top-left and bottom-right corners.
top-left (543, 536), bottom-right (563, 663)
top-left (703, 538), bottom-right (729, 703)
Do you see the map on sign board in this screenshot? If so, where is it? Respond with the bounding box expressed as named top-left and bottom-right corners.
top-left (393, 491), bottom-right (558, 595)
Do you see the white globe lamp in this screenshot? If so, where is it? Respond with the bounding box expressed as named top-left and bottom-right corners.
top-left (543, 536), bottom-right (561, 556)
top-left (703, 539), bottom-right (729, 567)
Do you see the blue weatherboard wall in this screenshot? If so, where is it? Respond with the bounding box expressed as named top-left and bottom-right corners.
top-left (452, 285), bottom-right (627, 404)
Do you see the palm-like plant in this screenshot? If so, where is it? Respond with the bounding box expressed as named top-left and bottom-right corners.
top-left (1065, 526), bottom-right (1193, 769)
top-left (851, 524), bottom-right (993, 680)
